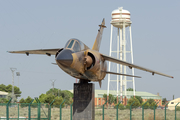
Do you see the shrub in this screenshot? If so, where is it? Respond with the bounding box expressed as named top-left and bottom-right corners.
top-left (128, 97), bottom-right (140, 108)
top-left (114, 103), bottom-right (125, 110)
top-left (0, 98), bottom-right (8, 103)
top-left (142, 102), bottom-right (150, 109)
top-left (149, 102), bottom-right (157, 110)
top-left (20, 103), bottom-right (28, 108)
top-left (176, 106), bottom-right (180, 111)
top-left (126, 104), bottom-right (130, 109)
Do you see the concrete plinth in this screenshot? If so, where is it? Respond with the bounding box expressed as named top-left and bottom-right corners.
top-left (73, 82), bottom-right (95, 120)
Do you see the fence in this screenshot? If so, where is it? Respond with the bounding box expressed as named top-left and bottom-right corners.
top-left (1, 99), bottom-right (180, 120)
top-left (0, 98), bottom-right (49, 120)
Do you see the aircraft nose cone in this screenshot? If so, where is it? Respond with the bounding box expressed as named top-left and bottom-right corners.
top-left (56, 49), bottom-right (73, 67)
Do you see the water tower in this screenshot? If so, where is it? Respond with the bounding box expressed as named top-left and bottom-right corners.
top-left (107, 7), bottom-right (135, 105)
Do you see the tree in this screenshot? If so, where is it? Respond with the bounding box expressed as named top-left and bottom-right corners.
top-left (68, 98), bottom-right (73, 106)
top-left (60, 90), bottom-right (73, 98)
top-left (162, 98), bottom-right (167, 105)
top-left (39, 93), bottom-right (46, 103)
top-left (116, 103), bottom-right (125, 110)
top-left (108, 94), bottom-right (115, 105)
top-left (0, 84), bottom-right (6, 91)
top-left (103, 94), bottom-right (107, 101)
top-left (147, 99), bottom-right (157, 109)
top-left (19, 98), bottom-right (27, 108)
top-left (103, 94), bottom-right (115, 105)
top-left (149, 102), bottom-right (157, 109)
top-left (0, 98), bottom-right (8, 103)
top-left (60, 90), bottom-right (73, 105)
top-left (19, 98), bottom-right (25, 103)
top-left (6, 93), bottom-right (17, 102)
top-left (142, 101), bottom-right (150, 109)
top-left (44, 94), bottom-right (55, 104)
top-left (25, 96), bottom-right (33, 103)
top-left (46, 89), bottom-right (73, 105)
top-left (46, 88), bottom-right (60, 97)
top-left (114, 97), bottom-right (118, 104)
top-left (141, 99), bottom-right (156, 109)
top-left (127, 88), bottom-right (134, 91)
top-left (131, 96), bottom-right (143, 104)
top-left (147, 99), bottom-right (155, 105)
top-left (53, 96), bottom-right (64, 107)
top-left (14, 86), bottom-right (21, 98)
top-left (128, 97), bottom-right (140, 107)
top-left (0, 84), bottom-right (22, 98)
top-left (5, 85), bottom-right (12, 92)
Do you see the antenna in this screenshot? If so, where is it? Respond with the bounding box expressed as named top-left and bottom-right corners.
top-left (50, 79), bottom-right (56, 95)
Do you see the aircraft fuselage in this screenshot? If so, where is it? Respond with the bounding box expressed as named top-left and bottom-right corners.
top-left (55, 39), bottom-right (107, 82)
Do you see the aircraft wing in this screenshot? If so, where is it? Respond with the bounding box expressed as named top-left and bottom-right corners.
top-left (101, 54), bottom-right (173, 78)
top-left (101, 71), bottom-right (141, 78)
top-left (8, 48), bottom-right (61, 56)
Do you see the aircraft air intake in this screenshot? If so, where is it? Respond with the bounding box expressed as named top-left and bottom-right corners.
top-left (84, 52), bottom-right (95, 70)
top-left (84, 56), bottom-right (92, 68)
top-left (55, 48), bottom-right (63, 58)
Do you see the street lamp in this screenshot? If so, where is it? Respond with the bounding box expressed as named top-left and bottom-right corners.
top-left (16, 72), bottom-right (20, 87)
top-left (10, 68), bottom-right (17, 103)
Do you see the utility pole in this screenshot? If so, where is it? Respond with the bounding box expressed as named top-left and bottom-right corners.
top-left (10, 68), bottom-right (17, 103)
top-left (50, 80), bottom-right (56, 95)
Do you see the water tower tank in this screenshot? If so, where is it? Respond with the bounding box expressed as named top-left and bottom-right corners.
top-left (111, 7), bottom-right (131, 28)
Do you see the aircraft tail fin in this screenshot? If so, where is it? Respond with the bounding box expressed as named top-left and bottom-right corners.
top-left (92, 18), bottom-right (106, 51)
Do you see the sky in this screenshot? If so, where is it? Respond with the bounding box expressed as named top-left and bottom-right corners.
top-left (0, 0), bottom-right (180, 101)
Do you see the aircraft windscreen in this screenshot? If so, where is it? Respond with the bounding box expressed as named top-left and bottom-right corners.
top-left (67, 40), bottom-right (74, 48)
top-left (65, 39), bottom-right (87, 51)
top-left (73, 41), bottom-right (81, 52)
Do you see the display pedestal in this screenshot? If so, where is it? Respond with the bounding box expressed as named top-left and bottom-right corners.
top-left (73, 81), bottom-right (95, 120)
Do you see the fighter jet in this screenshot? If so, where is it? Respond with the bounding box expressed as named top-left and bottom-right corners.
top-left (8, 19), bottom-right (173, 87)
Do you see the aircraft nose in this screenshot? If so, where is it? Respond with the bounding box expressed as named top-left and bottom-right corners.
top-left (56, 49), bottom-right (73, 67)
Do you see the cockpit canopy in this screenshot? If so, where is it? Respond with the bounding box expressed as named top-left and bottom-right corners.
top-left (64, 39), bottom-right (89, 52)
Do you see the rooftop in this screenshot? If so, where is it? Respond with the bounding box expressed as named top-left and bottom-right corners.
top-left (69, 89), bottom-right (162, 99)
top-left (0, 91), bottom-right (8, 95)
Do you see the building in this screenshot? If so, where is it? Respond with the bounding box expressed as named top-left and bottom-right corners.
top-left (168, 98), bottom-right (180, 110)
top-left (69, 89), bottom-right (162, 106)
top-left (0, 91), bottom-right (8, 98)
top-left (95, 90), bottom-right (162, 106)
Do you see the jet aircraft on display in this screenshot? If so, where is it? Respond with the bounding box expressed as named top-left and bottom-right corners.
top-left (9, 19), bottom-right (173, 87)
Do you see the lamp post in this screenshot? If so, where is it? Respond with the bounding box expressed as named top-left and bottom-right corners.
top-left (10, 68), bottom-right (17, 103)
top-left (16, 72), bottom-right (20, 87)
